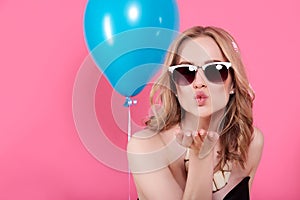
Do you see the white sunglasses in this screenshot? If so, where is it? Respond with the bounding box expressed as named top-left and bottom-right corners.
top-left (168, 62), bottom-right (232, 85)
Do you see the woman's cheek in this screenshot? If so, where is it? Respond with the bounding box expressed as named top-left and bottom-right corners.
top-left (176, 87), bottom-right (195, 111)
top-left (209, 86), bottom-right (230, 113)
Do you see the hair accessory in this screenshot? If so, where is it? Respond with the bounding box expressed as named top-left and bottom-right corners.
top-left (231, 41), bottom-right (239, 52)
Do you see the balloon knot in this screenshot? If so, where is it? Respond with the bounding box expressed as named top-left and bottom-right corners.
top-left (123, 97), bottom-right (137, 107)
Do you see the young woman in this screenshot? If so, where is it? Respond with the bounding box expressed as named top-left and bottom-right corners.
top-left (127, 26), bottom-right (264, 200)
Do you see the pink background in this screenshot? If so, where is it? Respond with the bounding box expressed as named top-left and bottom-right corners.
top-left (1, 0), bottom-right (299, 199)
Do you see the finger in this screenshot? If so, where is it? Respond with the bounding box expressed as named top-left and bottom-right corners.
top-left (198, 131), bottom-right (219, 159)
top-left (207, 131), bottom-right (219, 142)
top-left (192, 131), bottom-right (202, 145)
top-left (175, 131), bottom-right (184, 145)
top-left (182, 131), bottom-right (193, 147)
top-left (198, 129), bottom-right (207, 142)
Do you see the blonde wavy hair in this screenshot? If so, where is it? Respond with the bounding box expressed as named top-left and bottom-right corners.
top-left (145, 26), bottom-right (255, 171)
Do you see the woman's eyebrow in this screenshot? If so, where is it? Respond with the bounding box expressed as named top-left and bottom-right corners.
top-left (178, 59), bottom-right (222, 66)
top-left (204, 59), bottom-right (222, 64)
top-left (178, 61), bottom-right (195, 65)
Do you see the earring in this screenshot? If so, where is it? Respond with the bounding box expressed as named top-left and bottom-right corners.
top-left (229, 90), bottom-right (235, 94)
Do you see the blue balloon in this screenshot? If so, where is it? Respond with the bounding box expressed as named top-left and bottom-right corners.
top-left (84, 0), bottom-right (179, 97)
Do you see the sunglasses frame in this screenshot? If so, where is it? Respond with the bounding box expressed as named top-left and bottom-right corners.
top-left (168, 61), bottom-right (232, 84)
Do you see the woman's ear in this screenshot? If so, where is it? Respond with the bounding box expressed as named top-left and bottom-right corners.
top-left (171, 85), bottom-right (178, 97)
top-left (173, 91), bottom-right (178, 97)
top-left (229, 83), bottom-right (235, 95)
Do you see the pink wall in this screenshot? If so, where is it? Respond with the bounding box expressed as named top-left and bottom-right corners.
top-left (1, 0), bottom-right (299, 199)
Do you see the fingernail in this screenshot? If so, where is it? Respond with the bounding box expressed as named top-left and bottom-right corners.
top-left (192, 131), bottom-right (198, 137)
top-left (199, 129), bottom-right (205, 136)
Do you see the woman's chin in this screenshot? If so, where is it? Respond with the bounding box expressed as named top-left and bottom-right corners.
top-left (191, 110), bottom-right (212, 119)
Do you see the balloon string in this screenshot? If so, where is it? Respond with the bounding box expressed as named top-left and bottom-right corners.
top-left (128, 105), bottom-right (131, 142)
top-left (128, 104), bottom-right (131, 200)
top-left (124, 97), bottom-right (137, 200)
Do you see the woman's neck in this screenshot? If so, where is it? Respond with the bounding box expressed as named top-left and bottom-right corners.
top-left (180, 109), bottom-right (226, 132)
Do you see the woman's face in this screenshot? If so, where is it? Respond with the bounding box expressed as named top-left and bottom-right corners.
top-left (174, 36), bottom-right (234, 118)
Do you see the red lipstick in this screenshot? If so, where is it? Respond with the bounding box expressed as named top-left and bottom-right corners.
top-left (194, 91), bottom-right (208, 106)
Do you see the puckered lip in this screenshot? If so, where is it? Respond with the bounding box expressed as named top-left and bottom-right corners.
top-left (194, 91), bottom-right (209, 99)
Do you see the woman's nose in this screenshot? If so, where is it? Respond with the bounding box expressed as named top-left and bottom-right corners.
top-left (192, 71), bottom-right (207, 89)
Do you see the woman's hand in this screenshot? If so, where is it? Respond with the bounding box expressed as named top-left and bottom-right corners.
top-left (176, 129), bottom-right (219, 199)
top-left (175, 129), bottom-right (219, 159)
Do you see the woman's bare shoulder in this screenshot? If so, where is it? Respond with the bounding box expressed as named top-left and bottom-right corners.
top-left (127, 128), bottom-right (164, 153)
top-left (245, 127), bottom-right (264, 172)
top-left (251, 127), bottom-right (264, 149)
top-left (127, 125), bottom-right (179, 153)
top-left (243, 127), bottom-right (264, 188)
top-left (127, 128), bottom-right (175, 174)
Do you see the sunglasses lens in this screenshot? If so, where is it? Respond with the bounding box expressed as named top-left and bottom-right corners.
top-left (171, 63), bottom-right (230, 85)
top-left (173, 67), bottom-right (196, 86)
top-left (204, 64), bottom-right (229, 83)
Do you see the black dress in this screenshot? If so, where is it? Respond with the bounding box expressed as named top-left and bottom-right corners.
top-left (223, 176), bottom-right (250, 200)
top-left (137, 176), bottom-right (250, 200)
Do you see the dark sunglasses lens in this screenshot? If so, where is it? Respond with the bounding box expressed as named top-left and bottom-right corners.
top-left (204, 64), bottom-right (229, 83)
top-left (173, 67), bottom-right (196, 85)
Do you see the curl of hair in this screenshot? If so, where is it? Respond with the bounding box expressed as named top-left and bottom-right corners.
top-left (145, 26), bottom-right (255, 171)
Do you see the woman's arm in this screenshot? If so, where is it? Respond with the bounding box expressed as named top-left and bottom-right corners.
top-left (180, 130), bottom-right (219, 200)
top-left (131, 166), bottom-right (184, 199)
top-left (247, 127), bottom-right (264, 189)
top-left (183, 149), bottom-right (214, 200)
top-left (127, 129), bottom-right (219, 200)
top-left (127, 130), bottom-right (184, 200)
